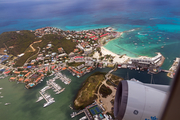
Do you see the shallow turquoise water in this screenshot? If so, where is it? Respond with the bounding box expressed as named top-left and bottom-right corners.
top-left (104, 27), bottom-right (180, 69)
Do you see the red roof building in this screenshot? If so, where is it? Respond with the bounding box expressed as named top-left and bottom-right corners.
top-left (100, 33), bottom-right (110, 37)
top-left (74, 56), bottom-right (84, 60)
top-left (4, 71), bottom-right (11, 75)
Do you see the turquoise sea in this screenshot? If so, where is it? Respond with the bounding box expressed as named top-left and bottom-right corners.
top-left (0, 0), bottom-right (180, 119)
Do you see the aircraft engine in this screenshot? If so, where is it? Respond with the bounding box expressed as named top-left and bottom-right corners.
top-left (114, 80), bottom-right (168, 120)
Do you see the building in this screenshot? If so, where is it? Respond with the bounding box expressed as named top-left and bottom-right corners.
top-left (74, 56), bottom-right (84, 61)
top-left (58, 47), bottom-right (64, 53)
top-left (130, 53), bottom-right (162, 65)
top-left (84, 47), bottom-right (92, 55)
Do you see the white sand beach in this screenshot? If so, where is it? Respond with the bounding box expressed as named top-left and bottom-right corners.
top-left (101, 46), bottom-right (129, 63)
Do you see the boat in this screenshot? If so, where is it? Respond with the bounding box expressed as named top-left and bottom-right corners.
top-left (43, 99), bottom-right (55, 107)
top-left (0, 88), bottom-right (3, 90)
top-left (161, 46), bottom-right (164, 48)
top-left (79, 116), bottom-right (87, 120)
top-left (56, 88), bottom-right (65, 94)
top-left (0, 96), bottom-right (3, 98)
top-left (71, 112), bottom-right (77, 118)
top-left (5, 103), bottom-right (10, 105)
top-left (36, 96), bottom-right (44, 102)
top-left (69, 104), bottom-right (73, 110)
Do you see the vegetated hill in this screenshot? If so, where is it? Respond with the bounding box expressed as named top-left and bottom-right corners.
top-left (0, 30), bottom-right (77, 56)
top-left (39, 34), bottom-right (77, 54)
top-left (0, 30), bottom-right (77, 67)
top-left (0, 30), bottom-right (37, 56)
top-left (74, 72), bottom-right (106, 110)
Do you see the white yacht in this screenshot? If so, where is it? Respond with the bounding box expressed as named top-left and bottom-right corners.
top-left (0, 88), bottom-right (3, 90)
top-left (0, 96), bottom-right (3, 98)
top-left (43, 99), bottom-right (55, 108)
top-left (36, 96), bottom-right (44, 102)
top-left (5, 103), bottom-right (11, 105)
top-left (56, 88), bottom-right (65, 94)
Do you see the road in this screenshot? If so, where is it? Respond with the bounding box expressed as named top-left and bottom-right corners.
top-left (24, 47), bottom-right (40, 66)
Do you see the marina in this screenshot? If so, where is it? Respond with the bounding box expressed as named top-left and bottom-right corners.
top-left (36, 74), bottom-right (69, 107)
top-left (56, 72), bottom-right (71, 84)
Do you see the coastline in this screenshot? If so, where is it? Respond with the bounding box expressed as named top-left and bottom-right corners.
top-left (101, 46), bottom-right (129, 64)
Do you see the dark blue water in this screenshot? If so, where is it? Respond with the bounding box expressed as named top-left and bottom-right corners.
top-left (0, 0), bottom-right (180, 33)
top-left (1, 0), bottom-right (180, 70)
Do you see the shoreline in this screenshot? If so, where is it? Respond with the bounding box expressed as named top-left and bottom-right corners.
top-left (103, 32), bottom-right (123, 46)
top-left (101, 46), bottom-right (129, 64)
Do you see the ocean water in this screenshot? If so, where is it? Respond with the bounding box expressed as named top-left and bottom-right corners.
top-left (1, 0), bottom-right (180, 70)
top-left (0, 68), bottom-right (171, 120)
top-left (0, 0), bottom-right (179, 119)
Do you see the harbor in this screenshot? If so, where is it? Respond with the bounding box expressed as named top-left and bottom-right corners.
top-left (0, 68), bottom-right (171, 120)
top-left (36, 74), bottom-right (68, 107)
top-left (56, 72), bottom-right (71, 84)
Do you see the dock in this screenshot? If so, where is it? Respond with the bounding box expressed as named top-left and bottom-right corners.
top-left (39, 91), bottom-right (49, 103)
top-left (71, 110), bottom-right (84, 118)
top-left (46, 80), bottom-right (62, 93)
top-left (70, 103), bottom-right (98, 120)
top-left (56, 72), bottom-right (71, 84)
top-left (162, 70), bottom-right (170, 73)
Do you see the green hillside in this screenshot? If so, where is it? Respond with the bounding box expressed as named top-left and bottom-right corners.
top-left (0, 30), bottom-right (77, 67)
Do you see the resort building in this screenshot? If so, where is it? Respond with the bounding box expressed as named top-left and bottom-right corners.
top-left (130, 53), bottom-right (162, 65)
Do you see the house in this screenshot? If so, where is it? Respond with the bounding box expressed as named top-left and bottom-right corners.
top-left (25, 72), bottom-right (31, 77)
top-left (74, 56), bottom-right (84, 60)
top-left (73, 49), bottom-right (79, 53)
top-left (69, 52), bottom-right (75, 57)
top-left (58, 47), bottom-right (64, 53)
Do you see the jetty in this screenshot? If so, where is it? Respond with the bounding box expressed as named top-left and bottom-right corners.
top-left (46, 79), bottom-right (63, 94)
top-left (162, 70), bottom-right (170, 73)
top-left (56, 72), bottom-right (71, 84)
top-left (39, 91), bottom-right (49, 103)
top-left (70, 103), bottom-right (100, 120)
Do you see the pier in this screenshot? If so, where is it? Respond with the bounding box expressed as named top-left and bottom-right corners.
top-left (162, 70), bottom-right (170, 73)
top-left (46, 80), bottom-right (62, 93)
top-left (39, 91), bottom-right (49, 103)
top-left (56, 72), bottom-right (71, 84)
top-left (71, 103), bottom-right (99, 120)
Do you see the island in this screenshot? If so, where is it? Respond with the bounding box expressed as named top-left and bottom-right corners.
top-left (0, 26), bottom-right (174, 119)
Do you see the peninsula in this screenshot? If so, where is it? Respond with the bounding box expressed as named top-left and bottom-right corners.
top-left (0, 27), bottom-right (167, 89)
top-left (0, 27), bottom-right (172, 120)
